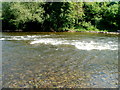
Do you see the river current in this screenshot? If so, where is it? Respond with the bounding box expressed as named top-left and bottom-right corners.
top-left (1, 32), bottom-right (119, 88)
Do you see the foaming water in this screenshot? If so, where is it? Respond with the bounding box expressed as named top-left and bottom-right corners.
top-left (0, 34), bottom-right (118, 50)
top-left (73, 41), bottom-right (118, 50)
top-left (0, 35), bottom-right (51, 40)
top-left (30, 38), bottom-right (118, 50)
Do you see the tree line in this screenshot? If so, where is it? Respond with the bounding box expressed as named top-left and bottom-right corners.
top-left (2, 2), bottom-right (120, 32)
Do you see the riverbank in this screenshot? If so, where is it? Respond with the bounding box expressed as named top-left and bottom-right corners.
top-left (67, 30), bottom-right (119, 35)
top-left (2, 29), bottom-right (120, 35)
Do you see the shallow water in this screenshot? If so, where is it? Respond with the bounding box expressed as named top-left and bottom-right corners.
top-left (1, 32), bottom-right (119, 88)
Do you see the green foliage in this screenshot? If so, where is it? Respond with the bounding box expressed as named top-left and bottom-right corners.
top-left (10, 3), bottom-right (44, 26)
top-left (0, 2), bottom-right (2, 20)
top-left (99, 2), bottom-right (119, 31)
top-left (2, 2), bottom-right (16, 30)
top-left (43, 2), bottom-right (84, 31)
top-left (83, 2), bottom-right (119, 32)
top-left (43, 2), bottom-right (72, 31)
top-left (2, 2), bottom-right (44, 31)
top-left (2, 2), bottom-right (119, 32)
top-left (117, 2), bottom-right (120, 29)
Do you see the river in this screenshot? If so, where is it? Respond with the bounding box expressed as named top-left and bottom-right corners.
top-left (1, 32), bottom-right (119, 88)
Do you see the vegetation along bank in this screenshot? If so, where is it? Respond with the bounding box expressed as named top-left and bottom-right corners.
top-left (1, 2), bottom-right (120, 32)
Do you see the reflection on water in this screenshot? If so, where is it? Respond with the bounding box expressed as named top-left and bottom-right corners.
top-left (1, 32), bottom-right (118, 88)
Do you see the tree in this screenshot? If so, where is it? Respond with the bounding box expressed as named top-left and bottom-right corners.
top-left (2, 2), bottom-right (119, 32)
top-left (99, 2), bottom-right (118, 31)
top-left (2, 2), bottom-right (45, 31)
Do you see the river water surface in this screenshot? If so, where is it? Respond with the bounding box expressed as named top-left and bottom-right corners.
top-left (1, 32), bottom-right (118, 88)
